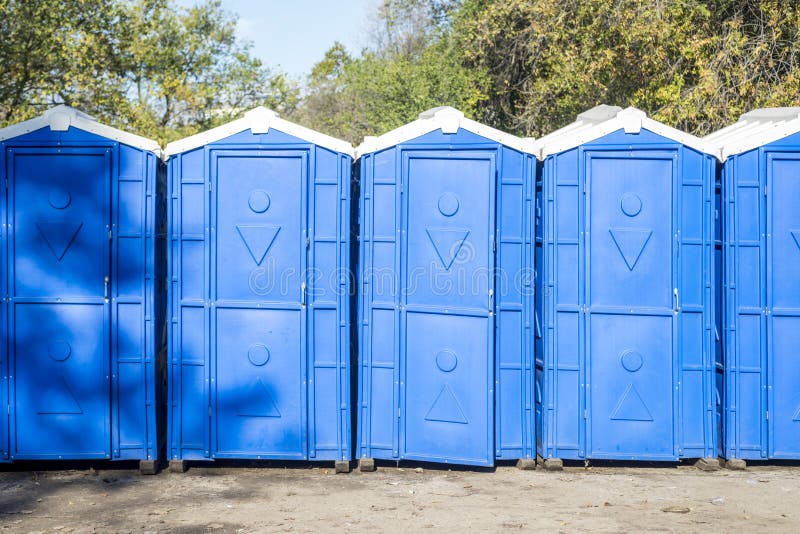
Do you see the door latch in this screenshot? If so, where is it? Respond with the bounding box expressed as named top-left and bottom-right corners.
top-left (488, 289), bottom-right (494, 315)
top-left (673, 288), bottom-right (679, 313)
top-left (104, 276), bottom-right (110, 302)
top-left (301, 282), bottom-right (307, 308)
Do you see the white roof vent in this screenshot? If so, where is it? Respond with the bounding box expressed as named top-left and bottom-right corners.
top-left (577, 105), bottom-right (623, 123)
top-left (244, 107), bottom-right (278, 134)
top-left (419, 107), bottom-right (464, 134)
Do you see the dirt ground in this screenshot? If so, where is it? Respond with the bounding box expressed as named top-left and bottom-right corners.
top-left (0, 461), bottom-right (797, 533)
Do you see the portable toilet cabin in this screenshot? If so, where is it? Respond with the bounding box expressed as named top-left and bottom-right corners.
top-left (534, 105), bottom-right (720, 468)
top-left (0, 106), bottom-right (165, 473)
top-left (355, 107), bottom-right (536, 469)
top-left (165, 108), bottom-right (353, 472)
top-left (705, 108), bottom-right (800, 467)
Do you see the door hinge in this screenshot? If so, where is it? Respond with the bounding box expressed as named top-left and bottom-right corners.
top-left (493, 237), bottom-right (496, 253)
top-left (108, 229), bottom-right (112, 240)
top-left (306, 235), bottom-right (310, 249)
top-left (583, 409), bottom-right (587, 419)
top-left (400, 182), bottom-right (404, 194)
top-left (764, 185), bottom-right (767, 197)
top-left (766, 410), bottom-right (769, 421)
top-left (583, 180), bottom-right (587, 194)
top-left (209, 181), bottom-right (212, 192)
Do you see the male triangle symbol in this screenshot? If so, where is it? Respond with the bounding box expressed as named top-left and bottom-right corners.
top-left (425, 384), bottom-right (468, 424)
top-left (37, 221), bottom-right (83, 261)
top-left (610, 383), bottom-right (653, 422)
top-left (609, 228), bottom-right (653, 271)
top-left (791, 230), bottom-right (800, 251)
top-left (37, 376), bottom-right (83, 415)
top-left (236, 225), bottom-right (280, 266)
top-left (426, 227), bottom-right (470, 271)
top-left (239, 377), bottom-right (281, 418)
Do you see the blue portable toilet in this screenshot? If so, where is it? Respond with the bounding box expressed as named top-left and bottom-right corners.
top-left (534, 106), bottom-right (720, 467)
top-left (356, 107), bottom-right (536, 469)
top-left (705, 108), bottom-right (800, 466)
top-left (0, 106), bottom-right (165, 473)
top-left (164, 107), bottom-right (353, 472)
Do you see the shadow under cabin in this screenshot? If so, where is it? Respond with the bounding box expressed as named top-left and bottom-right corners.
top-left (0, 106), bottom-right (166, 474)
top-left (165, 108), bottom-right (354, 472)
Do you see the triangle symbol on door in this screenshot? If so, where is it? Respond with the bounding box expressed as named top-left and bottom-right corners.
top-left (426, 228), bottom-right (470, 270)
top-left (236, 225), bottom-right (280, 266)
top-left (791, 231), bottom-right (800, 251)
top-left (37, 221), bottom-right (83, 261)
top-left (239, 377), bottom-right (281, 418)
top-left (609, 228), bottom-right (653, 271)
top-left (610, 383), bottom-right (653, 422)
top-left (37, 376), bottom-right (83, 415)
top-left (425, 384), bottom-right (468, 424)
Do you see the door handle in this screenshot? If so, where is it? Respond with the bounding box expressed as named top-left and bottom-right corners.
top-left (488, 289), bottom-right (494, 315)
top-left (673, 288), bottom-right (679, 313)
top-left (301, 282), bottom-right (306, 308)
top-left (104, 276), bottom-right (110, 302)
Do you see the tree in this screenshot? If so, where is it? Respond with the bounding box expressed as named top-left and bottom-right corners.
top-left (120, 0), bottom-right (298, 143)
top-left (454, 0), bottom-right (800, 136)
top-left (0, 0), bottom-right (129, 124)
top-left (293, 0), bottom-right (485, 143)
top-left (0, 0), bottom-right (298, 144)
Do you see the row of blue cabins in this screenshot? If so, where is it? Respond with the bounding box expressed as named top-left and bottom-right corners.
top-left (0, 103), bottom-right (797, 472)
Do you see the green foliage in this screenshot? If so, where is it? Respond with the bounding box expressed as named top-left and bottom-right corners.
top-left (293, 0), bottom-right (487, 143)
top-left (2, 0), bottom-right (800, 144)
top-left (0, 0), bottom-right (298, 144)
top-left (454, 0), bottom-right (800, 136)
top-left (298, 0), bottom-right (800, 140)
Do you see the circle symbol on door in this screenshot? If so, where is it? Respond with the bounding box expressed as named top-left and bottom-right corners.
top-left (248, 190), bottom-right (271, 213)
top-left (436, 349), bottom-right (458, 372)
top-left (247, 343), bottom-right (270, 366)
top-left (438, 193), bottom-right (460, 217)
top-left (620, 193), bottom-right (642, 217)
top-left (48, 340), bottom-right (72, 361)
top-left (620, 350), bottom-right (643, 372)
top-left (48, 190), bottom-right (72, 210)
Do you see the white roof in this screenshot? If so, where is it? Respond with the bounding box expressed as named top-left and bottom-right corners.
top-left (703, 107), bottom-right (800, 160)
top-left (0, 105), bottom-right (162, 156)
top-left (534, 105), bottom-right (716, 160)
top-left (355, 107), bottom-right (535, 157)
top-left (164, 107), bottom-right (354, 158)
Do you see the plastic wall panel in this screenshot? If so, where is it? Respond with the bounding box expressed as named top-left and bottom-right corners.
top-left (167, 130), bottom-right (351, 462)
top-left (723, 130), bottom-right (800, 460)
top-left (357, 130), bottom-right (535, 466)
top-left (0, 126), bottom-right (162, 463)
top-left (537, 129), bottom-right (718, 461)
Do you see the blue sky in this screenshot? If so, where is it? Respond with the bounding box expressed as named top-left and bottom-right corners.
top-left (176, 0), bottom-right (377, 78)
